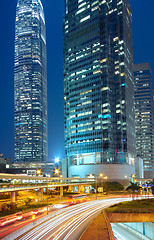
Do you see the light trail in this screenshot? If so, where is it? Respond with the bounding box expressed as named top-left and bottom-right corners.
top-left (19, 201), bottom-right (105, 240)
top-left (53, 202), bottom-right (113, 240)
top-left (19, 201), bottom-right (104, 240)
top-left (16, 198), bottom-right (129, 240)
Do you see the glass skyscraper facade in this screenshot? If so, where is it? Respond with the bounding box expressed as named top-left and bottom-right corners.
top-left (64, 0), bottom-right (136, 178)
top-left (134, 63), bottom-right (154, 178)
top-left (14, 0), bottom-right (48, 166)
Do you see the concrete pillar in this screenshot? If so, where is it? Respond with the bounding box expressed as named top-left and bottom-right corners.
top-left (80, 185), bottom-right (85, 193)
top-left (68, 185), bottom-right (73, 192)
top-left (37, 188), bottom-right (44, 202)
top-left (60, 186), bottom-right (63, 197)
top-left (41, 188), bottom-right (44, 195)
top-left (40, 188), bottom-right (43, 201)
top-left (87, 186), bottom-right (90, 194)
top-left (11, 191), bottom-right (16, 203)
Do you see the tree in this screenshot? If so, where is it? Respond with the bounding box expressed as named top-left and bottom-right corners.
top-left (126, 182), bottom-right (140, 193)
top-left (95, 182), bottom-right (124, 192)
top-left (1, 202), bottom-right (17, 212)
top-left (24, 198), bottom-right (32, 206)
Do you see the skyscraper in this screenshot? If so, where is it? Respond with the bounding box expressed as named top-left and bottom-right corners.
top-left (14, 0), bottom-right (48, 167)
top-left (134, 63), bottom-right (154, 178)
top-left (64, 0), bottom-right (135, 179)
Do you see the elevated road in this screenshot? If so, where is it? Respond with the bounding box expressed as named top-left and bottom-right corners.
top-left (0, 173), bottom-right (94, 194)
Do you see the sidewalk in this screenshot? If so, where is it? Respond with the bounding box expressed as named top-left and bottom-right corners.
top-left (80, 212), bottom-right (114, 240)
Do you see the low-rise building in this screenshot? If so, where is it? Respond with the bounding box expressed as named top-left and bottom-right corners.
top-left (0, 156), bottom-right (12, 173)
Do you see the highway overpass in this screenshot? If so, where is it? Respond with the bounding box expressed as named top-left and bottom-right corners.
top-left (0, 173), bottom-right (94, 201)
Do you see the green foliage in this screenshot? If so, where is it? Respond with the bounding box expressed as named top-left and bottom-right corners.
top-left (126, 182), bottom-right (140, 192)
top-left (24, 198), bottom-right (33, 206)
top-left (93, 181), bottom-right (124, 192)
top-left (2, 202), bottom-right (16, 211)
top-left (1, 203), bottom-right (17, 215)
top-left (0, 201), bottom-right (51, 217)
top-left (106, 199), bottom-right (154, 213)
top-left (101, 182), bottom-right (124, 192)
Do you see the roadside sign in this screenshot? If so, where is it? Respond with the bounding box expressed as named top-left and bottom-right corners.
top-left (98, 187), bottom-right (103, 193)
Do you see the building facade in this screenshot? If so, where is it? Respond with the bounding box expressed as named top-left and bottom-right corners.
top-left (0, 156), bottom-right (12, 173)
top-left (134, 157), bottom-right (144, 179)
top-left (14, 0), bottom-right (48, 167)
top-left (134, 63), bottom-right (154, 178)
top-left (64, 0), bottom-right (136, 179)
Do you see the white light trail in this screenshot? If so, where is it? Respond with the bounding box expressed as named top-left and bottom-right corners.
top-left (18, 198), bottom-right (130, 240)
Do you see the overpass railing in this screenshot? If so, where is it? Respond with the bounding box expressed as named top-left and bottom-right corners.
top-left (0, 173), bottom-right (94, 191)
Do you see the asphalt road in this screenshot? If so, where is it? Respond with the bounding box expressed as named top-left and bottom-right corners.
top-left (15, 198), bottom-right (130, 240)
top-left (0, 211), bottom-right (49, 240)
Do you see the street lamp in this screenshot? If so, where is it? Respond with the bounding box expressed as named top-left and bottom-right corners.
top-left (131, 174), bottom-right (136, 183)
top-left (36, 169), bottom-right (41, 176)
top-left (54, 158), bottom-right (60, 177)
top-left (53, 169), bottom-right (61, 195)
top-left (54, 169), bottom-right (60, 175)
top-left (95, 173), bottom-right (104, 197)
top-left (99, 173), bottom-right (103, 194)
top-left (46, 174), bottom-right (50, 215)
top-left (55, 158), bottom-right (60, 163)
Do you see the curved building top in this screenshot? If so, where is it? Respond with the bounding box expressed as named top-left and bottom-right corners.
top-left (17, 0), bottom-right (45, 24)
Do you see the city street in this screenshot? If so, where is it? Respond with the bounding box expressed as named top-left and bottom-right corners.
top-left (14, 198), bottom-right (129, 240)
top-left (0, 210), bottom-right (48, 239)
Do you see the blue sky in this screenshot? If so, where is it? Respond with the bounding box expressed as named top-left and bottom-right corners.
top-left (0, 0), bottom-right (154, 161)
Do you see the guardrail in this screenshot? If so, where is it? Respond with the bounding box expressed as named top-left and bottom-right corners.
top-left (0, 173), bottom-right (95, 182)
top-left (0, 182), bottom-right (93, 193)
top-left (103, 210), bottom-right (115, 240)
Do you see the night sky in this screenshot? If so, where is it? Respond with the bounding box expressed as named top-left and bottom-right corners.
top-left (0, 0), bottom-right (154, 162)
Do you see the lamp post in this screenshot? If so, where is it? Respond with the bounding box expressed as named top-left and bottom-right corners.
top-left (95, 173), bottom-right (104, 198)
top-left (131, 174), bottom-right (136, 183)
top-left (54, 158), bottom-right (60, 172)
top-left (130, 174), bottom-right (136, 200)
top-left (95, 176), bottom-right (98, 199)
top-left (99, 173), bottom-right (103, 194)
top-left (36, 169), bottom-right (41, 176)
top-left (54, 169), bottom-right (61, 195)
top-left (54, 169), bottom-right (60, 175)
top-left (46, 174), bottom-right (50, 215)
top-left (55, 158), bottom-right (60, 164)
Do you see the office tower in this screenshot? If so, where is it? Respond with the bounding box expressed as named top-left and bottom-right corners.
top-left (14, 0), bottom-right (48, 167)
top-left (64, 0), bottom-right (135, 179)
top-left (134, 63), bottom-right (154, 178)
